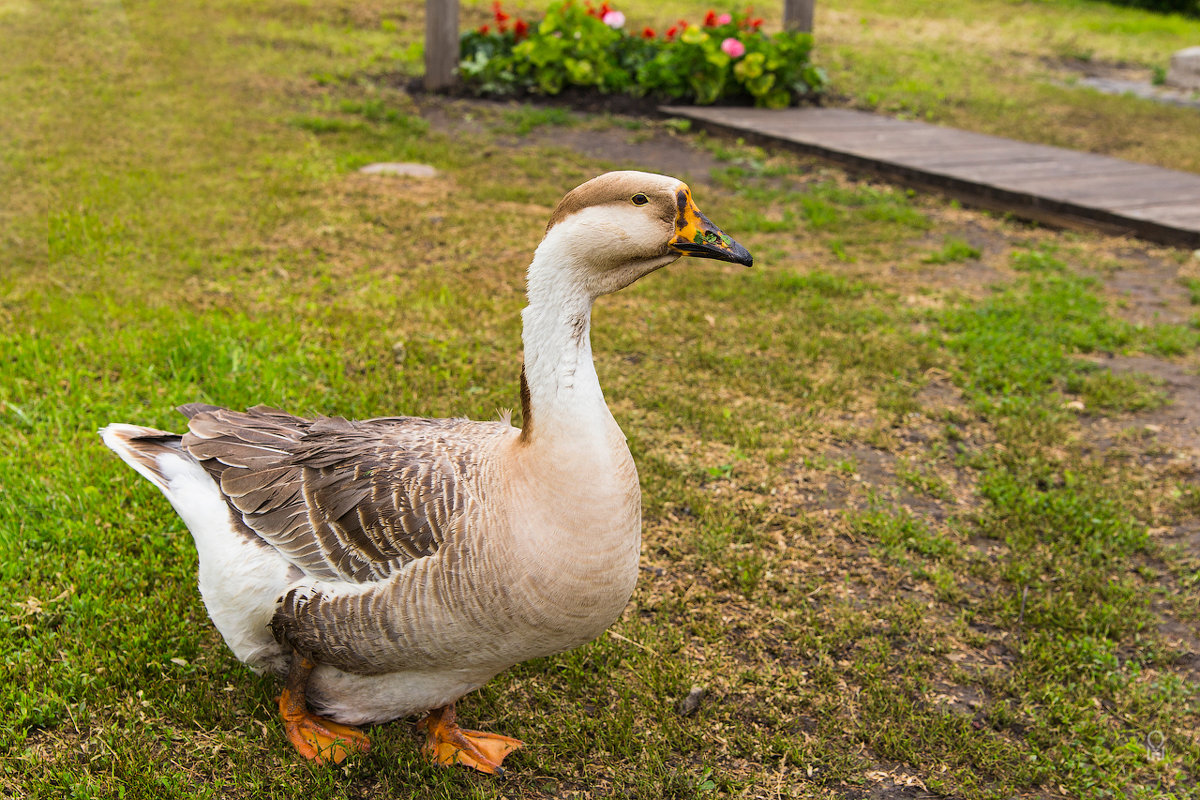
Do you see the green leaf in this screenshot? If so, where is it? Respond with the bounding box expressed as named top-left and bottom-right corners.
top-left (680, 25), bottom-right (708, 45)
top-left (706, 51), bottom-right (731, 70)
top-left (761, 88), bottom-right (791, 109)
top-left (746, 72), bottom-right (776, 98)
top-left (734, 52), bottom-right (765, 80)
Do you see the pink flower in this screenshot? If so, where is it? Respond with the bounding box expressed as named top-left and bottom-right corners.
top-left (602, 10), bottom-right (625, 28)
top-left (717, 12), bottom-right (732, 25)
top-left (720, 37), bottom-right (745, 58)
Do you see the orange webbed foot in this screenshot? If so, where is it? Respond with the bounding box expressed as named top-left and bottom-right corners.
top-left (278, 655), bottom-right (370, 765)
top-left (417, 704), bottom-right (524, 775)
top-left (280, 689), bottom-right (371, 764)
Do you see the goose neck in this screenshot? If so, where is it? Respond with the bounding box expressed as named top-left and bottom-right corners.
top-left (518, 250), bottom-right (610, 444)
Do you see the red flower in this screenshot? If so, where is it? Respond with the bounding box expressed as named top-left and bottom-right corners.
top-left (641, 26), bottom-right (655, 38)
top-left (584, 1), bottom-right (597, 16)
top-left (750, 17), bottom-right (763, 28)
top-left (600, 2), bottom-right (612, 16)
top-left (514, 18), bottom-right (529, 39)
top-left (492, 1), bottom-right (508, 21)
top-left (704, 10), bottom-right (717, 26)
top-left (665, 25), bottom-right (677, 39)
top-left (477, 23), bottom-right (489, 34)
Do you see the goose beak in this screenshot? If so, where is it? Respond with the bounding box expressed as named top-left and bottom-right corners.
top-left (668, 186), bottom-right (754, 267)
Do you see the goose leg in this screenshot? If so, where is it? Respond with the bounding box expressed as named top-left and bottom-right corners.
top-left (416, 704), bottom-right (524, 775)
top-left (279, 654), bottom-right (371, 764)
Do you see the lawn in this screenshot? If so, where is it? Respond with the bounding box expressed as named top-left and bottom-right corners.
top-left (3, 0), bottom-right (1199, 798)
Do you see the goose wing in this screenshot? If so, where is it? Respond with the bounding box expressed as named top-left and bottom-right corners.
top-left (179, 403), bottom-right (504, 584)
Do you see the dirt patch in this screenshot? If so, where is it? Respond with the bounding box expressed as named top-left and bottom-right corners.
top-left (527, 125), bottom-right (728, 186)
top-left (847, 767), bottom-right (940, 799)
top-left (413, 93), bottom-right (732, 187)
top-left (777, 444), bottom-right (889, 515)
top-left (408, 76), bottom-right (823, 119)
top-left (410, 78), bottom-right (677, 118)
top-left (1083, 353), bottom-right (1200, 458)
top-left (1099, 249), bottom-right (1198, 326)
top-left (1047, 55), bottom-right (1151, 83)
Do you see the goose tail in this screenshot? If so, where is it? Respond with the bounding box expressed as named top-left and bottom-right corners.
top-left (99, 423), bottom-right (188, 492)
top-left (100, 421), bottom-right (295, 674)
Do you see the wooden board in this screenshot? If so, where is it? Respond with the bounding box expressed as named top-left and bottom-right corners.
top-left (947, 158), bottom-right (1147, 183)
top-left (661, 105), bottom-right (1200, 247)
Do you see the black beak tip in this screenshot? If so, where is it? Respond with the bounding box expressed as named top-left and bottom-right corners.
top-left (670, 237), bottom-right (754, 267)
top-left (732, 243), bottom-right (754, 268)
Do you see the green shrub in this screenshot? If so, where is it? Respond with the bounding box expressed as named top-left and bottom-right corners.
top-left (1105, 0), bottom-right (1199, 18)
top-left (458, 2), bottom-right (826, 107)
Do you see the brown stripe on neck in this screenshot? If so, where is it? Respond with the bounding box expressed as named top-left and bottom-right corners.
top-left (518, 364), bottom-right (533, 444)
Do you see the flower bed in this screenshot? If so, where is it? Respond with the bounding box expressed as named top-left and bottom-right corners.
top-left (459, 2), bottom-right (826, 108)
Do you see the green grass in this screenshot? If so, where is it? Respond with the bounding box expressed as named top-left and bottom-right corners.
top-left (3, 1), bottom-right (1200, 798)
top-left (1184, 276), bottom-right (1200, 305)
top-left (923, 236), bottom-right (982, 264)
top-left (502, 105), bottom-right (576, 135)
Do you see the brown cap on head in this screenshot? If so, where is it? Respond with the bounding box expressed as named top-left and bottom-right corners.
top-left (545, 171), bottom-right (679, 232)
top-left (544, 171), bottom-right (753, 268)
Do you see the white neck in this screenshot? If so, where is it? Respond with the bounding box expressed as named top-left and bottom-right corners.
top-left (519, 236), bottom-right (609, 444)
top-left (516, 207), bottom-right (680, 447)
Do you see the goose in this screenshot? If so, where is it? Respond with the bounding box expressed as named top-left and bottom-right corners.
top-left (99, 170), bottom-right (752, 775)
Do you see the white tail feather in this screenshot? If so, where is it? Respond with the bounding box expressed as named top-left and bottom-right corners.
top-left (99, 422), bottom-right (295, 674)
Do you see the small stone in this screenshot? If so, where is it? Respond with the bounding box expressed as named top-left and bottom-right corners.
top-left (1167, 46), bottom-right (1200, 91)
top-left (358, 162), bottom-right (438, 178)
top-left (1065, 400), bottom-right (1085, 412)
top-left (678, 685), bottom-right (705, 716)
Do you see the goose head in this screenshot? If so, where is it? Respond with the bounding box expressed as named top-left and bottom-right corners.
top-left (533, 171), bottom-right (753, 298)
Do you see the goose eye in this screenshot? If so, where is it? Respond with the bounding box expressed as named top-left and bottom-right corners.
top-left (631, 193), bottom-right (649, 206)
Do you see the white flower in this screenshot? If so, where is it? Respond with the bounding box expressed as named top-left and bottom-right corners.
top-left (602, 10), bottom-right (625, 29)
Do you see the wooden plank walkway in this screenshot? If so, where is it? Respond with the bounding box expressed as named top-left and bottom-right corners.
top-left (660, 106), bottom-right (1200, 248)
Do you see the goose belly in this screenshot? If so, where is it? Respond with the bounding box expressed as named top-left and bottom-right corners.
top-left (302, 534), bottom-right (640, 726)
top-left (307, 664), bottom-right (499, 726)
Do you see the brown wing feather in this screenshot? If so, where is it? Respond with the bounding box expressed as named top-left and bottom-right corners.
top-left (179, 404), bottom-right (506, 583)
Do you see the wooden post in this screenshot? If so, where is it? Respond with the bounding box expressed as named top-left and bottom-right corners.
top-left (424, 0), bottom-right (460, 91)
top-left (784, 0), bottom-right (814, 33)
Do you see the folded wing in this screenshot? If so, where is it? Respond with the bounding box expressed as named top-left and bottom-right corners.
top-left (179, 403), bottom-right (499, 584)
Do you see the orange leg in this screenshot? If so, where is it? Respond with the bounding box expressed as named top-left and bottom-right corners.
top-left (279, 654), bottom-right (371, 765)
top-left (416, 704), bottom-right (524, 775)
